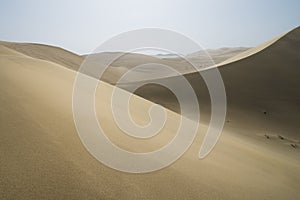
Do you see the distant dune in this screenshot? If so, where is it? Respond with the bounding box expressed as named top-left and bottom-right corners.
top-left (0, 40), bottom-right (250, 84)
top-left (0, 27), bottom-right (300, 199)
top-left (165, 47), bottom-right (250, 68)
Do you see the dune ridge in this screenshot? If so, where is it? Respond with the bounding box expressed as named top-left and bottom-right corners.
top-left (0, 27), bottom-right (300, 199)
top-left (122, 26), bottom-right (300, 141)
top-left (0, 41), bottom-right (250, 84)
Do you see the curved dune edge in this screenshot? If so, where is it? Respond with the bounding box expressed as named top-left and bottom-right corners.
top-left (1, 27), bottom-right (296, 85)
top-left (124, 26), bottom-right (300, 145)
top-left (108, 28), bottom-right (297, 86)
top-left (1, 43), bottom-right (300, 199)
top-left (213, 32), bottom-right (286, 68)
top-left (119, 27), bottom-right (298, 84)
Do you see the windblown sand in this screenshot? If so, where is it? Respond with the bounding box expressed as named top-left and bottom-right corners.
top-left (0, 27), bottom-right (300, 199)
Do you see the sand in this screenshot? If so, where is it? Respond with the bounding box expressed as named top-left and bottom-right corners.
top-left (0, 41), bottom-right (249, 84)
top-left (126, 26), bottom-right (300, 141)
top-left (0, 27), bottom-right (300, 200)
top-left (166, 47), bottom-right (250, 68)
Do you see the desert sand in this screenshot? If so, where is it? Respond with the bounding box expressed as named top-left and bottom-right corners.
top-left (0, 41), bottom-right (249, 84)
top-left (126, 27), bottom-right (300, 141)
top-left (0, 27), bottom-right (300, 200)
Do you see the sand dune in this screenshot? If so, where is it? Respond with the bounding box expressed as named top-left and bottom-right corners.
top-left (164, 47), bottom-right (250, 68)
top-left (0, 41), bottom-right (83, 71)
top-left (0, 27), bottom-right (300, 199)
top-left (79, 47), bottom-right (249, 83)
top-left (0, 41), bottom-right (187, 83)
top-left (84, 52), bottom-right (200, 83)
top-left (121, 27), bottom-right (300, 142)
top-left (0, 41), bottom-right (250, 84)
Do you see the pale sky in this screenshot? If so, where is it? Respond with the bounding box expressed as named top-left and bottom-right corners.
top-left (0, 0), bottom-right (299, 55)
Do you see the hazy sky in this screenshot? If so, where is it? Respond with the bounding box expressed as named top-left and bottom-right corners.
top-left (0, 0), bottom-right (299, 54)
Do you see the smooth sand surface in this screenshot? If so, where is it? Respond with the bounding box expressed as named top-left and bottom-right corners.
top-left (125, 27), bottom-right (300, 141)
top-left (0, 41), bottom-right (249, 84)
top-left (167, 47), bottom-right (250, 68)
top-left (82, 48), bottom-right (249, 83)
top-left (0, 27), bottom-right (300, 199)
top-left (0, 41), bottom-right (83, 71)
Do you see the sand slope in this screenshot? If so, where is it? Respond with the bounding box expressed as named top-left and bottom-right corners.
top-left (1, 42), bottom-right (300, 200)
top-left (166, 47), bottom-right (250, 68)
top-left (0, 41), bottom-right (83, 71)
top-left (125, 27), bottom-right (300, 142)
top-left (1, 41), bottom-right (251, 85)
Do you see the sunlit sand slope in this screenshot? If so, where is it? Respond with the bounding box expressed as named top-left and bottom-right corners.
top-left (0, 45), bottom-right (299, 199)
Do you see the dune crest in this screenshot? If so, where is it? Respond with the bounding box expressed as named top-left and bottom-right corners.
top-left (123, 27), bottom-right (300, 141)
top-left (0, 27), bottom-right (300, 199)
